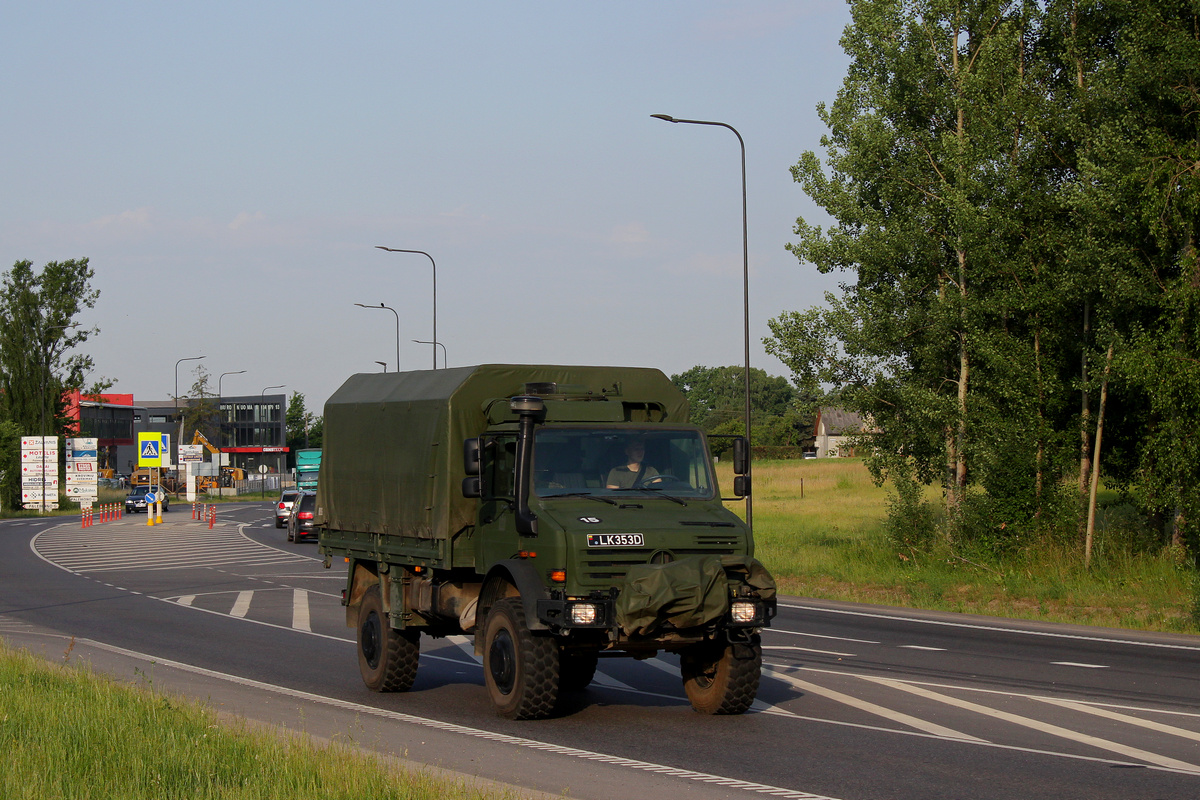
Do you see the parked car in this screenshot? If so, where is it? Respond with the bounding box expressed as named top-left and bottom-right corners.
top-left (275, 489), bottom-right (301, 528)
top-left (124, 486), bottom-right (170, 514)
top-left (287, 491), bottom-right (316, 542)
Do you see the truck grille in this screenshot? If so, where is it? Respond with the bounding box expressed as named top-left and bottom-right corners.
top-left (578, 537), bottom-right (740, 585)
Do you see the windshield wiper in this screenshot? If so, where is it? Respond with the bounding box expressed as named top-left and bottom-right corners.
top-left (549, 491), bottom-right (617, 505)
top-left (613, 487), bottom-right (687, 505)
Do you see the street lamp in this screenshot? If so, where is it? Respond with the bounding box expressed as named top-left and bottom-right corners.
top-left (376, 247), bottom-right (437, 369)
top-left (175, 355), bottom-right (205, 448)
top-left (412, 339), bottom-right (447, 369)
top-left (652, 113), bottom-right (753, 532)
top-left (374, 361), bottom-right (388, 372)
top-left (355, 302), bottom-right (400, 372)
top-left (217, 370), bottom-right (245, 449)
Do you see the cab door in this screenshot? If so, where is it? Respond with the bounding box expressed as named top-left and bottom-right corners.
top-left (475, 433), bottom-right (520, 567)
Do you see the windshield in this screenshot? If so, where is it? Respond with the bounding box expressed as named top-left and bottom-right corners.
top-left (532, 427), bottom-right (716, 499)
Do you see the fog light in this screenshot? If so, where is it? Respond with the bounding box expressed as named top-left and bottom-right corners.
top-left (569, 603), bottom-right (599, 625)
top-left (730, 600), bottom-right (758, 624)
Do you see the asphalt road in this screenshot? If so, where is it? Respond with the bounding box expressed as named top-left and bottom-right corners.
top-left (2, 503), bottom-right (1199, 799)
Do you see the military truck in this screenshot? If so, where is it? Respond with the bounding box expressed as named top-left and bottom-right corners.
top-left (316, 365), bottom-right (775, 719)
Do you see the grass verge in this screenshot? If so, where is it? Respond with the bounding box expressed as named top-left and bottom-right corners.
top-left (720, 459), bottom-right (1199, 634)
top-left (0, 641), bottom-right (522, 800)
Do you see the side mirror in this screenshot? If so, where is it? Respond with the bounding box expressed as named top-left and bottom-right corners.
top-left (732, 437), bottom-right (749, 475)
top-left (733, 475), bottom-right (750, 498)
top-left (463, 438), bottom-right (480, 476)
top-left (462, 476), bottom-right (481, 498)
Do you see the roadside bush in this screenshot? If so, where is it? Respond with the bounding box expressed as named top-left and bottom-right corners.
top-left (884, 473), bottom-right (937, 552)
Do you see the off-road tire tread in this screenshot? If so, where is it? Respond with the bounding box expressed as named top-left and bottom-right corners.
top-left (681, 636), bottom-right (761, 715)
top-left (359, 587), bottom-right (420, 692)
top-left (485, 598), bottom-right (559, 719)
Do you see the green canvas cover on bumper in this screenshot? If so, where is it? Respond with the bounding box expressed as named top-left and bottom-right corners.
top-left (614, 555), bottom-right (776, 636)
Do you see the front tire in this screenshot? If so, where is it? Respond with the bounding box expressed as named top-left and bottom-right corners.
top-left (483, 598), bottom-right (559, 719)
top-left (357, 585), bottom-right (419, 692)
top-left (680, 635), bottom-right (761, 715)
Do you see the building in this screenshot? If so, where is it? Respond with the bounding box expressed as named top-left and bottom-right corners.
top-left (64, 391), bottom-right (288, 477)
top-left (813, 407), bottom-right (866, 458)
top-left (64, 391), bottom-right (142, 475)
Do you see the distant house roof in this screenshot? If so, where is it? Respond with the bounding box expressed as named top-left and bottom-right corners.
top-left (815, 407), bottom-right (865, 437)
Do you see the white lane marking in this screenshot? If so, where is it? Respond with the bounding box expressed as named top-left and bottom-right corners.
top-left (177, 595), bottom-right (195, 607)
top-left (764, 666), bottom-right (985, 742)
top-left (860, 675), bottom-right (1200, 773)
top-left (1036, 697), bottom-right (1200, 744)
top-left (1051, 662), bottom-right (1109, 669)
top-left (781, 602), bottom-right (1200, 653)
top-left (899, 645), bottom-right (946, 651)
top-left (292, 589), bottom-right (311, 632)
top-left (763, 645), bottom-right (857, 657)
top-left (230, 591), bottom-right (253, 618)
top-left (71, 638), bottom-right (842, 800)
top-left (764, 628), bottom-right (879, 645)
top-left (447, 635), bottom-right (482, 664)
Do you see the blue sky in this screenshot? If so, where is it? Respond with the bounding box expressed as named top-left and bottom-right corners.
top-left (2, 1), bottom-right (851, 410)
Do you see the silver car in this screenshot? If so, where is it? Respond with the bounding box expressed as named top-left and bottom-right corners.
top-left (275, 489), bottom-right (300, 528)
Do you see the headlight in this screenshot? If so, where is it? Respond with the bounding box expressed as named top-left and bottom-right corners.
top-left (568, 603), bottom-right (599, 625)
top-left (730, 600), bottom-right (759, 624)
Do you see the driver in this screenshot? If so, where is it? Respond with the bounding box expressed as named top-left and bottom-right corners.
top-left (606, 439), bottom-right (659, 489)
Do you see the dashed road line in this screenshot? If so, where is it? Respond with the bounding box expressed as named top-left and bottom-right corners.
top-left (292, 589), bottom-right (311, 632)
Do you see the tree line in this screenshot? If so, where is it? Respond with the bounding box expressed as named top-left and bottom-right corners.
top-left (764, 0), bottom-right (1200, 562)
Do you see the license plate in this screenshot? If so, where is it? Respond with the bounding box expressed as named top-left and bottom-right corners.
top-left (587, 533), bottom-right (644, 547)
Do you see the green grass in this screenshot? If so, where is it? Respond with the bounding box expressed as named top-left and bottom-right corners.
top-left (719, 459), bottom-right (1199, 634)
top-left (0, 643), bottom-right (522, 800)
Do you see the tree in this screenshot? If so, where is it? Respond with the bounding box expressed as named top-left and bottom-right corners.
top-left (771, 1), bottom-right (1059, 533)
top-left (671, 365), bottom-right (812, 451)
top-left (0, 259), bottom-right (102, 433)
top-left (0, 258), bottom-right (104, 509)
top-left (286, 392), bottom-right (315, 452)
top-left (183, 365), bottom-right (221, 445)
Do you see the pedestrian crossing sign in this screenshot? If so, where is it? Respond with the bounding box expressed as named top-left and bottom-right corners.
top-left (138, 433), bottom-right (161, 467)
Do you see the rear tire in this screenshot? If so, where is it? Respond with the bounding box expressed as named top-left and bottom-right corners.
top-left (483, 598), bottom-right (559, 718)
top-left (357, 585), bottom-right (420, 692)
top-left (680, 635), bottom-right (761, 715)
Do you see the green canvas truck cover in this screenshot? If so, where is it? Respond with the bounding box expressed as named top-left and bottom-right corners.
top-left (315, 364), bottom-right (689, 543)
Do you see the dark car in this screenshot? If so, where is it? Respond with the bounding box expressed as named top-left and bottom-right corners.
top-left (275, 489), bottom-right (300, 528)
top-left (124, 486), bottom-right (170, 514)
top-left (287, 491), bottom-right (316, 542)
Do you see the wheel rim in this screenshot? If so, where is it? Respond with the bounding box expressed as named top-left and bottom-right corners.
top-left (488, 628), bottom-right (516, 695)
top-left (361, 610), bottom-right (382, 670)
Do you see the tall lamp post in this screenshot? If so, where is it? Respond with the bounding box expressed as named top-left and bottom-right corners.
top-left (376, 247), bottom-right (437, 369)
top-left (374, 361), bottom-right (388, 372)
top-left (355, 302), bottom-right (400, 372)
top-left (175, 355), bottom-right (206, 449)
top-left (412, 339), bottom-right (447, 369)
top-left (652, 113), bottom-right (753, 532)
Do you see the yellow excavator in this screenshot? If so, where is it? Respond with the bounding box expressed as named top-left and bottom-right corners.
top-left (190, 431), bottom-right (245, 490)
